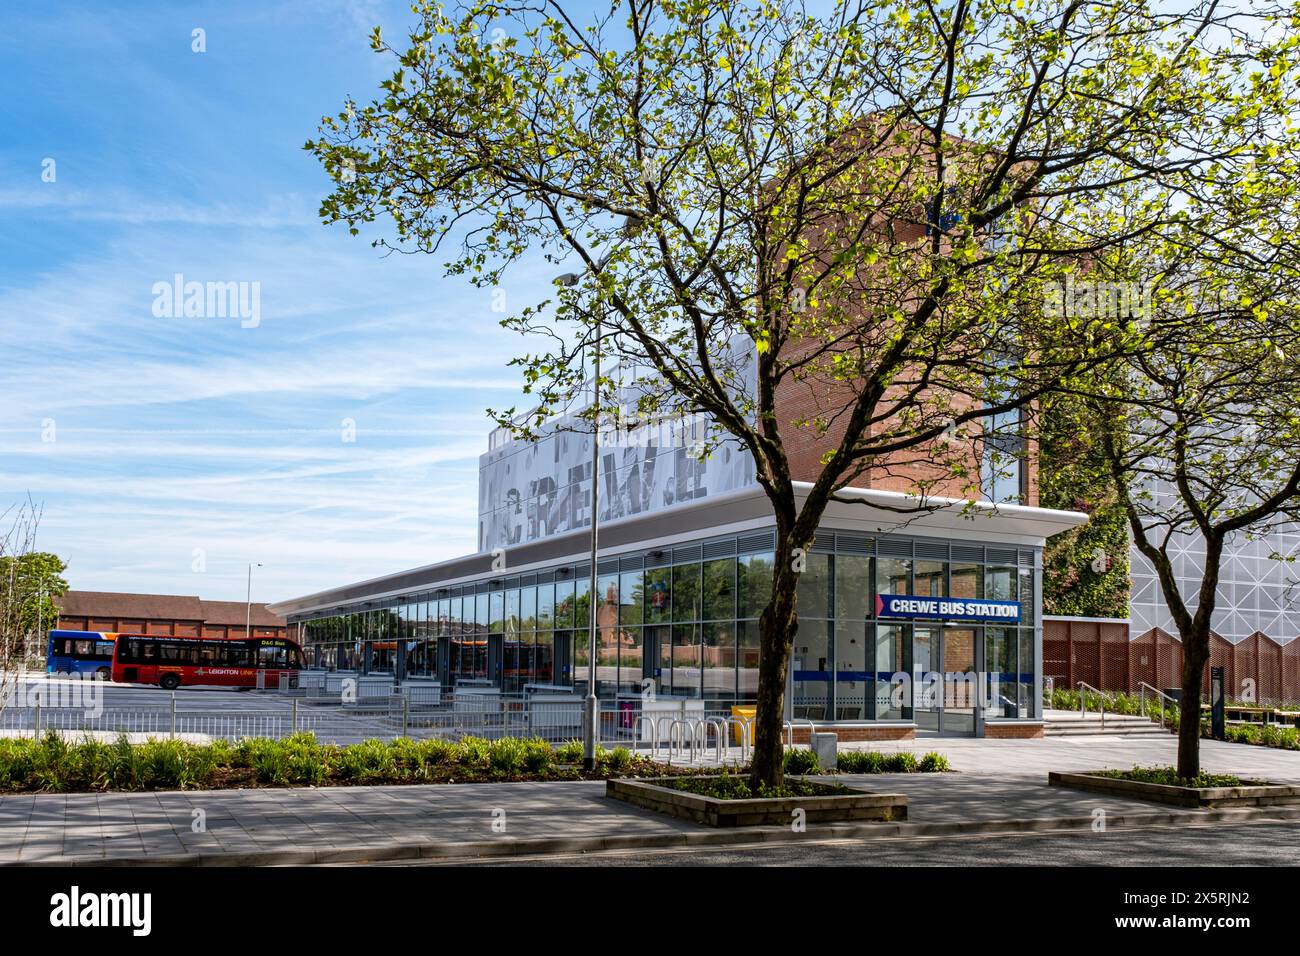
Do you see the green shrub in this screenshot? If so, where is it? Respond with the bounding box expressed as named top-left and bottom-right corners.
top-left (206, 737), bottom-right (236, 766)
top-left (917, 752), bottom-right (949, 773)
top-left (0, 738), bottom-right (35, 789)
top-left (662, 773), bottom-right (849, 799)
top-left (417, 738), bottom-right (459, 766)
top-left (335, 739), bottom-right (395, 782)
top-left (783, 748), bottom-right (820, 775)
top-left (105, 734), bottom-right (141, 789)
top-left (488, 737), bottom-right (527, 774)
top-left (133, 738), bottom-right (216, 790)
top-left (521, 739), bottom-right (553, 773)
top-left (30, 733), bottom-right (73, 791)
top-left (555, 740), bottom-right (583, 764)
top-left (1096, 765), bottom-right (1246, 788)
top-left (387, 737), bottom-right (425, 777)
top-left (241, 737), bottom-right (292, 786)
top-left (885, 751), bottom-right (918, 773)
top-left (281, 733), bottom-right (328, 786)
top-left (66, 737), bottom-right (111, 790)
top-left (837, 750), bottom-right (887, 774)
top-left (233, 738), bottom-right (259, 769)
top-left (602, 746), bottom-right (633, 771)
top-left (458, 736), bottom-right (492, 766)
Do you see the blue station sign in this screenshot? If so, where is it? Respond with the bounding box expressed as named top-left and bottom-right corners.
top-left (875, 594), bottom-right (1021, 623)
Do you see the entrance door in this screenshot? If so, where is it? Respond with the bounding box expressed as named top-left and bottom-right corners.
top-left (553, 631), bottom-right (572, 687)
top-left (912, 625), bottom-right (940, 731)
top-left (436, 637), bottom-right (451, 687)
top-left (487, 634), bottom-right (504, 687)
top-left (941, 627), bottom-right (977, 735)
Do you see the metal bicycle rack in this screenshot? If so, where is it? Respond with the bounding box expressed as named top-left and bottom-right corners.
top-left (632, 714), bottom-right (658, 757)
top-left (655, 714), bottom-right (680, 759)
top-left (667, 718), bottom-right (698, 764)
top-left (723, 715), bottom-right (752, 765)
top-left (701, 716), bottom-right (728, 764)
top-left (783, 718), bottom-right (817, 748)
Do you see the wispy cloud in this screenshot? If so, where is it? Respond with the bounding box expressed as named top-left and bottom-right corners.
top-left (0, 1), bottom-right (566, 601)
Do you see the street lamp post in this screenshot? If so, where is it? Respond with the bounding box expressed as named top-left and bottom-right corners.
top-left (556, 222), bottom-right (639, 772)
top-left (583, 311), bottom-right (603, 772)
top-left (246, 562), bottom-right (262, 638)
top-left (556, 273), bottom-right (604, 772)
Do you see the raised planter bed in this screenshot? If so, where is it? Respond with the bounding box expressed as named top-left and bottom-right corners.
top-left (1048, 771), bottom-right (1300, 808)
top-left (606, 775), bottom-right (908, 827)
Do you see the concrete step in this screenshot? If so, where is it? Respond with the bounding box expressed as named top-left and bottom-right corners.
top-left (1043, 712), bottom-right (1173, 736)
top-left (1045, 723), bottom-right (1172, 737)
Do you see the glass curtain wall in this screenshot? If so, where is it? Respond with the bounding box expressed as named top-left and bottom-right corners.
top-left (297, 535), bottom-right (1038, 721)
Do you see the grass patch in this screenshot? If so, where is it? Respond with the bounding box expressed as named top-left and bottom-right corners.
top-left (0, 732), bottom-right (726, 794)
top-left (1092, 765), bottom-right (1256, 789)
top-left (0, 732), bottom-right (952, 795)
top-left (835, 750), bottom-right (947, 773)
top-left (657, 774), bottom-right (852, 800)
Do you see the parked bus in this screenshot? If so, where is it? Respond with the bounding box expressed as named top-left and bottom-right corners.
top-left (111, 634), bottom-right (305, 690)
top-left (46, 630), bottom-right (117, 679)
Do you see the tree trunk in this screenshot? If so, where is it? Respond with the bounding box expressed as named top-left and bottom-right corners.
top-left (749, 543), bottom-right (802, 789)
top-left (1177, 627), bottom-right (1209, 779)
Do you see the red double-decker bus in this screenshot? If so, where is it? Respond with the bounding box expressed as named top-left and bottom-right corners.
top-left (111, 634), bottom-right (305, 690)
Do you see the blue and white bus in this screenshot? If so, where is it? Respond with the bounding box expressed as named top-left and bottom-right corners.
top-left (46, 630), bottom-right (116, 679)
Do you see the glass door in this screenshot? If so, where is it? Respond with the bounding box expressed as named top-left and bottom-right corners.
top-left (913, 625), bottom-right (940, 731)
top-left (941, 627), bottom-right (977, 735)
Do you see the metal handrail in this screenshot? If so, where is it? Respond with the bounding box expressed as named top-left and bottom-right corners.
top-left (1137, 682), bottom-right (1179, 731)
top-left (1077, 680), bottom-right (1107, 730)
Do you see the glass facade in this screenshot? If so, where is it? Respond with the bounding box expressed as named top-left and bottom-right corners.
top-left (296, 530), bottom-right (1040, 724)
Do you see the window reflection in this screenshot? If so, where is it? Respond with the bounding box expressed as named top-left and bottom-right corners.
top-left (296, 539), bottom-right (1037, 724)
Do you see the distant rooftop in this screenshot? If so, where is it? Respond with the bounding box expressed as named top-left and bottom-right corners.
top-left (56, 590), bottom-right (285, 628)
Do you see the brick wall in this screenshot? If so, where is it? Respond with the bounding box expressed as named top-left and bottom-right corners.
top-left (56, 614), bottom-right (286, 640)
top-left (1044, 618), bottom-right (1300, 704)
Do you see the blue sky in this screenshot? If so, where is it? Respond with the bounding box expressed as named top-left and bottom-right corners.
top-left (0, 1), bottom-right (570, 603)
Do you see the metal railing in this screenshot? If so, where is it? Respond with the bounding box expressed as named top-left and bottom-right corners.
top-left (0, 690), bottom-right (792, 765)
top-left (1076, 680), bottom-right (1109, 730)
top-left (1137, 681), bottom-right (1179, 731)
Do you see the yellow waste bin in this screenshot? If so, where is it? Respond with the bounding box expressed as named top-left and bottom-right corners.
top-left (731, 705), bottom-right (756, 746)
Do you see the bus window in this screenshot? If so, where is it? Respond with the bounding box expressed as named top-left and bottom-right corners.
top-left (259, 645), bottom-right (288, 668)
top-left (94, 641), bottom-right (114, 658)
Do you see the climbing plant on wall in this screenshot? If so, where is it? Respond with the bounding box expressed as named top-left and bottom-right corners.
top-left (1038, 394), bottom-right (1130, 619)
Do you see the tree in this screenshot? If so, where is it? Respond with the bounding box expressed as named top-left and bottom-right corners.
top-left (0, 502), bottom-right (65, 712)
top-left (307, 0), bottom-right (1282, 785)
top-left (1074, 135), bottom-right (1300, 777)
top-left (0, 552), bottom-right (69, 647)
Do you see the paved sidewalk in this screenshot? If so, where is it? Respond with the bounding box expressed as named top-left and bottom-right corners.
top-left (839, 733), bottom-right (1300, 782)
top-left (1, 735), bottom-right (1297, 865)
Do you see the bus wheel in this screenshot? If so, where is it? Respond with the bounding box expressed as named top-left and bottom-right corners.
top-left (96, 667), bottom-right (110, 680)
top-left (160, 673), bottom-right (180, 691)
